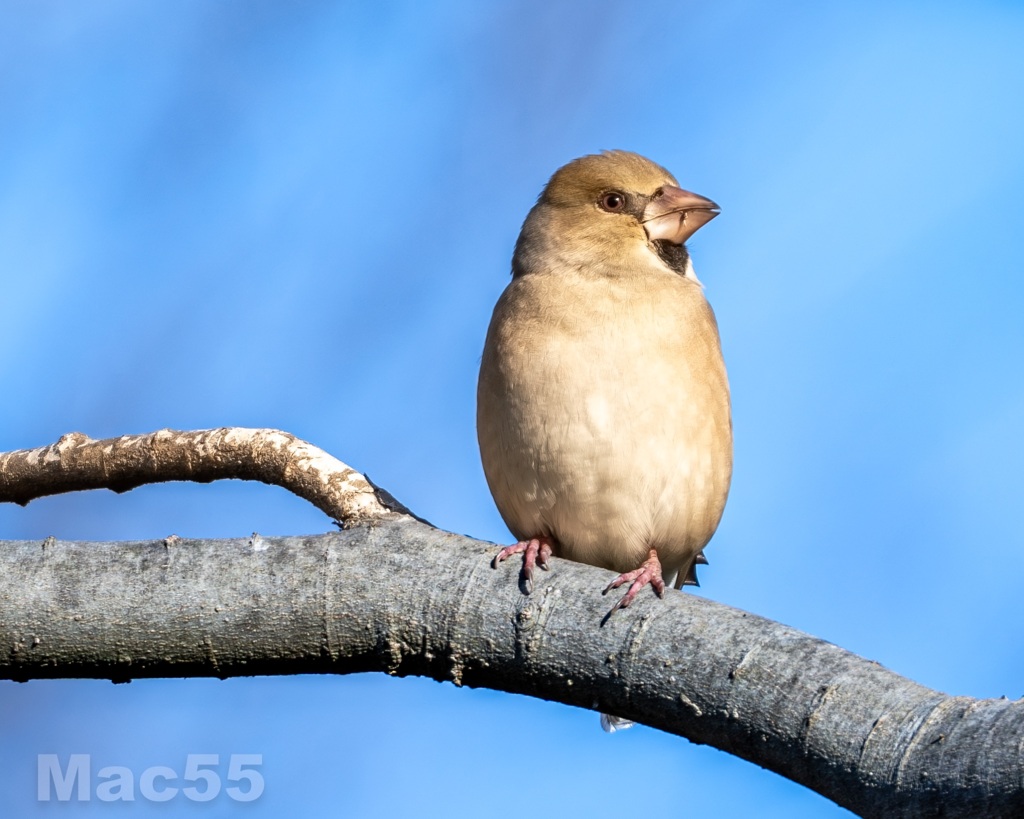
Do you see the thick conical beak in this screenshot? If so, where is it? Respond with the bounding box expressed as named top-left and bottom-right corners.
top-left (641, 185), bottom-right (720, 244)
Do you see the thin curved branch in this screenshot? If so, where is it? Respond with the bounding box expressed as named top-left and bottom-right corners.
top-left (0, 429), bottom-right (1022, 817)
top-left (0, 428), bottom-right (407, 525)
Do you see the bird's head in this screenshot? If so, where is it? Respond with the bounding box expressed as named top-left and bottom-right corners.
top-left (512, 150), bottom-right (719, 279)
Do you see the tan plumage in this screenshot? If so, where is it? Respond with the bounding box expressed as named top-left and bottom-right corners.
top-left (478, 150), bottom-right (732, 610)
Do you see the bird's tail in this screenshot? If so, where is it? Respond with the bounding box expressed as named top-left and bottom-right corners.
top-left (600, 713), bottom-right (635, 733)
top-left (673, 549), bottom-right (709, 590)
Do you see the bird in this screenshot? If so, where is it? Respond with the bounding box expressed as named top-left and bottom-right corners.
top-left (477, 150), bottom-right (732, 617)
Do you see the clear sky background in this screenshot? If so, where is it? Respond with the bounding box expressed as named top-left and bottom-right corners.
top-left (1, 2), bottom-right (1023, 816)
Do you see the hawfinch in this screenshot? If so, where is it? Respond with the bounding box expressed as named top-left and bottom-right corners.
top-left (478, 150), bottom-right (731, 615)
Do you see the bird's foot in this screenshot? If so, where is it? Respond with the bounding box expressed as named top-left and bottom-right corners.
top-left (603, 548), bottom-right (665, 614)
top-left (492, 536), bottom-right (554, 594)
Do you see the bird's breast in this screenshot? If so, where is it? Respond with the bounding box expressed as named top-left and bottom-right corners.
top-left (478, 269), bottom-right (732, 576)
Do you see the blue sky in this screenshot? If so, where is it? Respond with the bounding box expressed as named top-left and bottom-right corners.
top-left (2, 2), bottom-right (1023, 816)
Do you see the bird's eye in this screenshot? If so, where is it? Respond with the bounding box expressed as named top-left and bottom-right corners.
top-left (600, 191), bottom-right (626, 212)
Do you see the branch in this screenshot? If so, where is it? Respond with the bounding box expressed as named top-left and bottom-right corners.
top-left (0, 428), bottom-right (410, 525)
top-left (1, 429), bottom-right (1021, 817)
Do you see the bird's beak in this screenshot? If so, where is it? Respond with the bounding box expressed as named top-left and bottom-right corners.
top-left (641, 186), bottom-right (720, 245)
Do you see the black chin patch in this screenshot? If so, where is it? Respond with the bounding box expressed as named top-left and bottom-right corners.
top-left (653, 240), bottom-right (691, 277)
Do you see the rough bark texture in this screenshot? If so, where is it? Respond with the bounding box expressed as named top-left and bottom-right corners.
top-left (0, 428), bottom-right (407, 525)
top-left (3, 524), bottom-right (1023, 817)
top-left (1, 429), bottom-right (1022, 817)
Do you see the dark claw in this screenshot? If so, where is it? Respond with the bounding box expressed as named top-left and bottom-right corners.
top-left (603, 599), bottom-right (625, 622)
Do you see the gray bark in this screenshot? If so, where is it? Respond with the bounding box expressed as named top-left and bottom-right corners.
top-left (1, 519), bottom-right (1021, 818)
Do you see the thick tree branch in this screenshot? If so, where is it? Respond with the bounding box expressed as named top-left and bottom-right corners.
top-left (1, 429), bottom-right (1021, 817)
